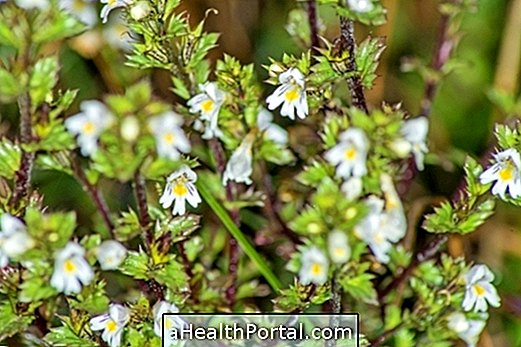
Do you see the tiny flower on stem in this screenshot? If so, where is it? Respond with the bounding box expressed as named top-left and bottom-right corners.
top-left (266, 68), bottom-right (308, 120)
top-left (0, 214), bottom-right (34, 268)
top-left (153, 301), bottom-right (188, 346)
top-left (148, 111), bottom-right (191, 161)
top-left (447, 312), bottom-right (487, 347)
top-left (51, 242), bottom-right (94, 295)
top-left (341, 176), bottom-right (363, 201)
top-left (325, 128), bottom-right (369, 179)
top-left (160, 166), bottom-right (201, 216)
top-left (348, 0), bottom-right (374, 13)
top-left (299, 247), bottom-right (329, 285)
top-left (480, 148), bottom-right (521, 199)
top-left (100, 0), bottom-right (130, 24)
top-left (15, 0), bottom-right (49, 10)
top-left (95, 240), bottom-right (127, 270)
top-left (257, 108), bottom-right (288, 145)
top-left (462, 264), bottom-right (501, 312)
top-left (90, 303), bottom-right (130, 347)
top-left (222, 132), bottom-right (255, 186)
top-left (400, 117), bottom-right (429, 170)
top-left (59, 0), bottom-right (97, 27)
top-left (328, 230), bottom-right (351, 264)
top-left (65, 100), bottom-right (114, 156)
top-left (187, 82), bottom-right (225, 139)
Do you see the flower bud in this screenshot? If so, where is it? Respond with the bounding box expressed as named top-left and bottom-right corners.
top-left (120, 116), bottom-right (140, 142)
top-left (130, 1), bottom-right (152, 21)
top-left (389, 138), bottom-right (412, 158)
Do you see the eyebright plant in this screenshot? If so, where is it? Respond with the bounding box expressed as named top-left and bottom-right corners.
top-left (0, 0), bottom-right (513, 346)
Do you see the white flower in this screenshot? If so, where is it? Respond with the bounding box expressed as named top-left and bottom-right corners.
top-left (341, 176), bottom-right (363, 201)
top-left (222, 133), bottom-right (255, 185)
top-left (59, 0), bottom-right (98, 27)
top-left (160, 166), bottom-right (201, 216)
top-left (348, 0), bottom-right (374, 13)
top-left (401, 117), bottom-right (429, 170)
top-left (148, 111), bottom-right (191, 161)
top-left (380, 174), bottom-right (406, 242)
top-left (299, 247), bottom-right (329, 285)
top-left (65, 100), bottom-right (114, 156)
top-left (95, 240), bottom-right (127, 270)
top-left (354, 191), bottom-right (406, 264)
top-left (100, 0), bottom-right (130, 24)
top-left (328, 230), bottom-right (351, 264)
top-left (50, 242), bottom-right (94, 295)
top-left (462, 264), bottom-right (501, 312)
top-left (325, 128), bottom-right (369, 179)
top-left (480, 148), bottom-right (521, 199)
top-left (266, 68), bottom-right (308, 120)
top-left (90, 303), bottom-right (130, 347)
top-left (102, 18), bottom-right (135, 51)
top-left (153, 301), bottom-right (188, 346)
top-left (187, 82), bottom-right (225, 139)
top-left (15, 0), bottom-right (49, 10)
top-left (0, 214), bottom-right (34, 268)
top-left (257, 108), bottom-right (288, 145)
top-left (447, 312), bottom-right (487, 347)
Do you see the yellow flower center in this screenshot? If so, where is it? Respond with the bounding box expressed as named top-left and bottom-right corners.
top-left (344, 148), bottom-right (357, 160)
top-left (106, 320), bottom-right (118, 333)
top-left (334, 247), bottom-right (346, 258)
top-left (310, 263), bottom-right (322, 276)
top-left (373, 233), bottom-right (384, 245)
top-left (163, 132), bottom-right (175, 144)
top-left (83, 122), bottom-right (95, 135)
top-left (499, 166), bottom-right (514, 182)
top-left (173, 183), bottom-right (188, 196)
top-left (473, 284), bottom-right (485, 297)
top-left (284, 88), bottom-right (299, 102)
top-left (108, 0), bottom-right (117, 5)
top-left (201, 99), bottom-right (214, 113)
top-left (164, 318), bottom-right (174, 329)
top-left (63, 260), bottom-right (76, 273)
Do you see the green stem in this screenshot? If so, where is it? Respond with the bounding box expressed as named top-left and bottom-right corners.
top-left (197, 180), bottom-right (282, 293)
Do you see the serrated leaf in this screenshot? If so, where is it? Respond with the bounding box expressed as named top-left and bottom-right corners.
top-left (340, 273), bottom-right (378, 305)
top-left (0, 68), bottom-right (22, 102)
top-left (356, 36), bottom-right (385, 89)
top-left (120, 251), bottom-right (150, 279)
top-left (0, 139), bottom-right (22, 179)
top-left (30, 56), bottom-right (59, 107)
top-left (44, 326), bottom-right (96, 347)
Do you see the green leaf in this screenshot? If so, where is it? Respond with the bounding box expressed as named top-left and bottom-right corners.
top-left (0, 68), bottom-right (22, 102)
top-left (197, 179), bottom-right (282, 293)
top-left (356, 36), bottom-right (385, 89)
top-left (340, 272), bottom-right (378, 305)
top-left (152, 256), bottom-right (189, 291)
top-left (0, 302), bottom-right (34, 341)
top-left (33, 11), bottom-right (86, 43)
top-left (120, 251), bottom-right (150, 279)
top-left (172, 76), bottom-right (191, 99)
top-left (0, 139), bottom-right (22, 179)
top-left (44, 325), bottom-right (96, 347)
top-left (289, 206), bottom-right (325, 235)
top-left (30, 56), bottom-right (59, 107)
top-left (422, 202), bottom-right (456, 234)
top-left (258, 140), bottom-right (295, 166)
top-left (19, 275), bottom-right (56, 303)
top-left (25, 208), bottom-right (77, 249)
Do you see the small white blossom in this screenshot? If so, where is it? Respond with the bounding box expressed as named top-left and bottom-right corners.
top-left (223, 133), bottom-right (255, 186)
top-left (328, 230), bottom-right (351, 264)
top-left (325, 128), bottom-right (369, 179)
top-left (51, 242), bottom-right (94, 295)
top-left (401, 117), bottom-right (429, 170)
top-left (0, 214), bottom-right (34, 268)
top-left (462, 264), bottom-right (501, 312)
top-left (299, 247), bottom-right (329, 285)
top-left (257, 108), bottom-right (288, 145)
top-left (341, 176), bottom-right (363, 201)
top-left (354, 188), bottom-right (407, 264)
top-left (447, 312), bottom-right (487, 347)
top-left (90, 303), bottom-right (130, 347)
top-left (187, 82), bottom-right (225, 139)
top-left (153, 301), bottom-right (188, 346)
top-left (266, 68), bottom-right (308, 120)
top-left (348, 0), bottom-right (373, 13)
top-left (95, 240), bottom-right (127, 270)
top-left (120, 116), bottom-right (140, 142)
top-left (148, 111), bottom-right (191, 161)
top-left (480, 148), bottom-right (521, 199)
top-left (100, 0), bottom-right (130, 24)
top-left (160, 166), bottom-right (201, 216)
top-left (65, 100), bottom-right (114, 156)
top-left (59, 0), bottom-right (97, 27)
top-left (15, 0), bottom-right (49, 10)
